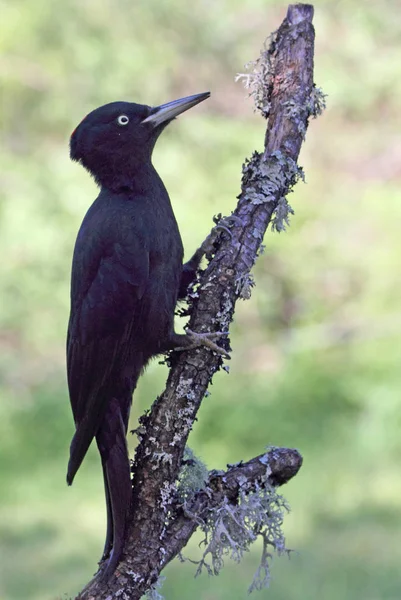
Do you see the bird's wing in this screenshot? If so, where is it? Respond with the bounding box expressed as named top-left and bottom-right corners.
top-left (66, 236), bottom-right (149, 483)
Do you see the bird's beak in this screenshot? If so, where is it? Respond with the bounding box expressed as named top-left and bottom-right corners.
top-left (142, 92), bottom-right (210, 127)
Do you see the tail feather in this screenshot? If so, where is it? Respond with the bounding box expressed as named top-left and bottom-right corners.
top-left (67, 411), bottom-right (103, 485)
top-left (67, 353), bottom-right (143, 580)
top-left (96, 396), bottom-right (132, 579)
top-left (99, 461), bottom-right (114, 560)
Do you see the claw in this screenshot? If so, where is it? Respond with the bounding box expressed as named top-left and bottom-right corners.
top-left (214, 214), bottom-right (244, 228)
top-left (174, 329), bottom-right (230, 359)
top-left (201, 215), bottom-right (242, 258)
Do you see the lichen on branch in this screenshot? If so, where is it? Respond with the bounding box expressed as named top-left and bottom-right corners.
top-left (190, 468), bottom-right (291, 588)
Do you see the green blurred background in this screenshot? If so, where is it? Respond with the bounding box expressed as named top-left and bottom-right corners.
top-left (1, 0), bottom-right (400, 598)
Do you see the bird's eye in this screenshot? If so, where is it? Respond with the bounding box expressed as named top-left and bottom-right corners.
top-left (117, 115), bottom-right (129, 126)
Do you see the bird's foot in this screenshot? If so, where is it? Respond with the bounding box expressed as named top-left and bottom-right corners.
top-left (173, 329), bottom-right (230, 359)
top-left (200, 214), bottom-right (243, 259)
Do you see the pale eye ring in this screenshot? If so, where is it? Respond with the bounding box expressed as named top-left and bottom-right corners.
top-left (117, 114), bottom-right (129, 126)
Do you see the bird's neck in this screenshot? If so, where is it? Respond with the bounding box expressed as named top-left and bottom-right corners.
top-left (98, 160), bottom-right (164, 196)
top-left (100, 161), bottom-right (172, 207)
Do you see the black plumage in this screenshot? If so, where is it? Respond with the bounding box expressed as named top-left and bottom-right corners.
top-left (66, 92), bottom-right (215, 580)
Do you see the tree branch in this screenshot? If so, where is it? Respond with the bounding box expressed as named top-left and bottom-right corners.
top-left (77, 4), bottom-right (319, 599)
top-left (159, 447), bottom-right (302, 570)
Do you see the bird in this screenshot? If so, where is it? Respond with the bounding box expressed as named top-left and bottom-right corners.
top-left (66, 91), bottom-right (228, 581)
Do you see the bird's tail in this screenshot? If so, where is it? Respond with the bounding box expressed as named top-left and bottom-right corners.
top-left (67, 352), bottom-right (144, 580)
top-left (67, 403), bottom-right (105, 486)
top-left (95, 395), bottom-right (132, 581)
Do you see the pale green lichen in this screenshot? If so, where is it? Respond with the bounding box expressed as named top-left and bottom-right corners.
top-left (115, 590), bottom-right (133, 600)
top-left (168, 404), bottom-right (196, 447)
top-left (235, 33), bottom-right (277, 118)
top-left (283, 98), bottom-right (308, 137)
top-left (242, 150), bottom-right (304, 232)
top-left (237, 38), bottom-right (326, 233)
top-left (213, 289), bottom-right (234, 333)
top-left (144, 576), bottom-right (165, 600)
top-left (235, 273), bottom-right (255, 300)
top-left (177, 447), bottom-right (209, 502)
top-left (159, 481), bottom-right (177, 512)
top-left (151, 451), bottom-right (173, 470)
top-left (308, 85), bottom-right (327, 118)
top-left (283, 85), bottom-right (327, 139)
top-left (271, 197), bottom-right (295, 233)
top-left (175, 451), bottom-right (292, 595)
top-left (191, 463), bottom-right (290, 593)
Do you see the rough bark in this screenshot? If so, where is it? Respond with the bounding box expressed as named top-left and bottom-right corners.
top-left (77, 4), bottom-right (317, 599)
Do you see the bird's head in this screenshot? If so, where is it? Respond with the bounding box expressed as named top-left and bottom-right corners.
top-left (70, 92), bottom-right (210, 191)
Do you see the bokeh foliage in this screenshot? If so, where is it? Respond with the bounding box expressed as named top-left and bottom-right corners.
top-left (1, 0), bottom-right (400, 598)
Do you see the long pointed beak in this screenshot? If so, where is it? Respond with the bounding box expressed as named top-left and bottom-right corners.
top-left (142, 92), bottom-right (210, 127)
